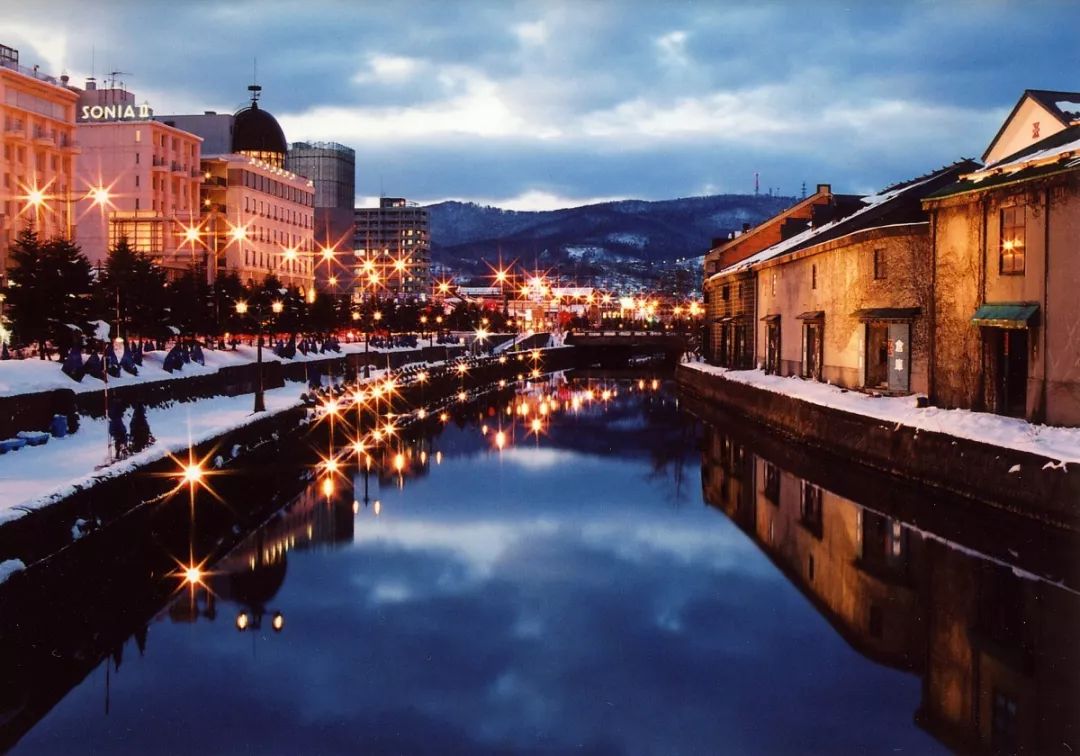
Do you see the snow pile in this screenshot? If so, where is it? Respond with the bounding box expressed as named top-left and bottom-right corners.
top-left (685, 363), bottom-right (1080, 464)
top-left (0, 340), bottom-right (411, 398)
top-left (0, 558), bottom-right (25, 584)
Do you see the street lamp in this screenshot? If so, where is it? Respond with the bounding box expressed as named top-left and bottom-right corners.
top-left (236, 296), bottom-right (283, 412)
top-left (364, 309), bottom-right (383, 379)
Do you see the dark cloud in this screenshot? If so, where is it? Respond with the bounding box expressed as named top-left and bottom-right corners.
top-left (5, 1), bottom-right (1077, 207)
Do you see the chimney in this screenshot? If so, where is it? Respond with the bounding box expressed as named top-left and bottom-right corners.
top-left (85, 78), bottom-right (96, 91)
top-left (742, 222), bottom-right (751, 233)
top-left (816, 183), bottom-right (831, 195)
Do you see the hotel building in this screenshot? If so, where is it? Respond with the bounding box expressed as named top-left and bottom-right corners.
top-left (353, 197), bottom-right (431, 300)
top-left (0, 43), bottom-right (79, 280)
top-left (158, 86), bottom-right (316, 290)
top-left (72, 79), bottom-right (203, 274)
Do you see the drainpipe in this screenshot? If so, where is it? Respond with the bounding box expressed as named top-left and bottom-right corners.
top-left (751, 272), bottom-right (758, 369)
top-left (1040, 186), bottom-right (1051, 422)
top-left (928, 207), bottom-right (938, 404)
top-left (977, 196), bottom-right (988, 411)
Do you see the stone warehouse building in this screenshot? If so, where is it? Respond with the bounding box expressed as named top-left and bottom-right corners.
top-left (705, 162), bottom-right (973, 394)
top-left (925, 100), bottom-right (1080, 425)
top-left (703, 184), bottom-right (862, 367)
top-left (701, 88), bottom-right (1080, 426)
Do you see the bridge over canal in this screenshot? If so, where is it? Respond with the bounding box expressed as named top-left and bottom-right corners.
top-left (566, 330), bottom-right (695, 368)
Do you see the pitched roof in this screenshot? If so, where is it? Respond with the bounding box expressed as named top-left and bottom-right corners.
top-left (709, 161), bottom-right (978, 280)
top-left (1026, 89), bottom-right (1080, 124)
top-left (928, 125), bottom-right (1080, 200)
top-left (982, 89), bottom-right (1080, 162)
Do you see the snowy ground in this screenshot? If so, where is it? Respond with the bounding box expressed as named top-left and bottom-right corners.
top-left (0, 340), bottom-right (419, 398)
top-left (684, 362), bottom-right (1080, 465)
top-left (0, 380), bottom-right (328, 525)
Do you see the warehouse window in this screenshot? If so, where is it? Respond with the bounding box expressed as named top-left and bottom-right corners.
top-left (1000, 205), bottom-right (1026, 275)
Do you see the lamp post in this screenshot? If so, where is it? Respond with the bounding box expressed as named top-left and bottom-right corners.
top-left (364, 309), bottom-right (382, 379)
top-left (236, 296), bottom-right (283, 412)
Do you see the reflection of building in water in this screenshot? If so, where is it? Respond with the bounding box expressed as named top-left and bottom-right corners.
top-left (701, 426), bottom-right (1079, 754)
top-left (919, 541), bottom-right (1080, 753)
top-left (166, 482), bottom-right (354, 625)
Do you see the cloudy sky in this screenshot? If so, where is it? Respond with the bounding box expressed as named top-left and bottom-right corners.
top-left (6, 1), bottom-right (1079, 209)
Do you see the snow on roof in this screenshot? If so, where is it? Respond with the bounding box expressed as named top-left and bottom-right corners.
top-left (707, 174), bottom-right (938, 281)
top-left (1056, 100), bottom-right (1080, 119)
top-left (971, 131), bottom-right (1080, 181)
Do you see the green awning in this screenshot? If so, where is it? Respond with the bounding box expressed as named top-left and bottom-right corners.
top-left (796, 310), bottom-right (824, 321)
top-left (853, 307), bottom-right (921, 321)
top-left (760, 313), bottom-right (781, 323)
top-left (971, 303), bottom-right (1039, 329)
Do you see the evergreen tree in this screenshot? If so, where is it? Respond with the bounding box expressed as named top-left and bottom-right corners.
top-left (6, 227), bottom-right (93, 358)
top-left (308, 290), bottom-right (338, 333)
top-left (167, 266), bottom-right (213, 337)
top-left (96, 237), bottom-right (168, 339)
top-left (213, 271), bottom-right (246, 335)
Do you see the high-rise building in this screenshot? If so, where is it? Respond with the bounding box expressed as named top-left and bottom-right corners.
top-left (353, 198), bottom-right (430, 301)
top-left (286, 141), bottom-right (355, 290)
top-left (0, 43), bottom-right (79, 281)
top-left (157, 86), bottom-right (316, 290)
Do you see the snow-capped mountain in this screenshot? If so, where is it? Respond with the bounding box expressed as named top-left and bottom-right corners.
top-left (427, 194), bottom-right (796, 293)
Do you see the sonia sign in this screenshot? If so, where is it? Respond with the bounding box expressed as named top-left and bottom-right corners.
top-left (80, 103), bottom-right (151, 121)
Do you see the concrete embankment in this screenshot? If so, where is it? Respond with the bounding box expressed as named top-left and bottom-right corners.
top-left (676, 364), bottom-right (1080, 529)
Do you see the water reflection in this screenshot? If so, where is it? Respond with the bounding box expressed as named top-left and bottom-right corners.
top-left (2, 375), bottom-right (1077, 754)
top-left (700, 422), bottom-right (1080, 754)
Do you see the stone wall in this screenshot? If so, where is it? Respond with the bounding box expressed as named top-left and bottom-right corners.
top-left (677, 364), bottom-right (1079, 529)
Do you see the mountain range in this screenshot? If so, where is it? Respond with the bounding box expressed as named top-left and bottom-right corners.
top-left (426, 194), bottom-right (797, 293)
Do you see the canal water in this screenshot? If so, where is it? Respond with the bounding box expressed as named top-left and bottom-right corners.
top-left (4, 374), bottom-right (1078, 754)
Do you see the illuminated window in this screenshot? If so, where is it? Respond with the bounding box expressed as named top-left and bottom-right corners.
top-left (110, 217), bottom-right (163, 253)
top-left (1000, 205), bottom-right (1026, 274)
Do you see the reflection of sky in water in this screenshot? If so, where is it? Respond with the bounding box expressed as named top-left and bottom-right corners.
top-left (15, 392), bottom-right (946, 755)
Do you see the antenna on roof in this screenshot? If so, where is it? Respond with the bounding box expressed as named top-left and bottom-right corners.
top-left (754, 172), bottom-right (759, 196)
top-left (108, 71), bottom-right (132, 94)
top-left (248, 57), bottom-right (261, 105)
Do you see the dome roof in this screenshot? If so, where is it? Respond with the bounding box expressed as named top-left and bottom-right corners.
top-left (232, 101), bottom-right (287, 156)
